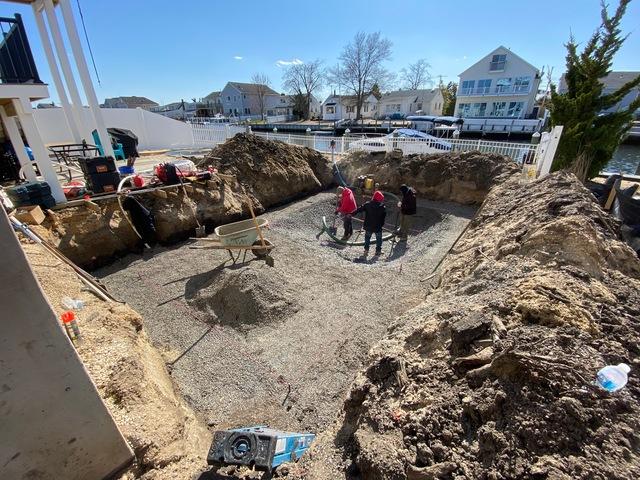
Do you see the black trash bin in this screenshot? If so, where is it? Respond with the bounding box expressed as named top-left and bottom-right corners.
top-left (107, 128), bottom-right (139, 158)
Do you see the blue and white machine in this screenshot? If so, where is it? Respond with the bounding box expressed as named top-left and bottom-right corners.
top-left (207, 426), bottom-right (315, 471)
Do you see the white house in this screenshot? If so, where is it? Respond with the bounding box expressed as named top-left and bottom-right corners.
top-left (378, 89), bottom-right (444, 117)
top-left (321, 94), bottom-right (378, 121)
top-left (455, 46), bottom-right (541, 120)
top-left (558, 71), bottom-right (640, 116)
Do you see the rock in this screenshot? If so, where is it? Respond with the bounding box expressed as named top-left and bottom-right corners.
top-left (407, 462), bottom-right (457, 479)
top-left (450, 313), bottom-right (492, 355)
top-left (453, 347), bottom-right (494, 371)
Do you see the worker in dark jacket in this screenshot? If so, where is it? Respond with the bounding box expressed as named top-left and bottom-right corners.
top-left (397, 184), bottom-right (417, 241)
top-left (353, 190), bottom-right (386, 255)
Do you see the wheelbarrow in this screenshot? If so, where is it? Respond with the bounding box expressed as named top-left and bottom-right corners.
top-left (191, 205), bottom-right (275, 266)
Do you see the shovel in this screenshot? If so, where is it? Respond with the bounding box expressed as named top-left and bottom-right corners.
top-left (248, 203), bottom-right (274, 267)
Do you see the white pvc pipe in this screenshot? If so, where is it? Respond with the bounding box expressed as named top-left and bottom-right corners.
top-left (58, 0), bottom-right (116, 159)
top-left (32, 2), bottom-right (81, 143)
top-left (43, 0), bottom-right (89, 143)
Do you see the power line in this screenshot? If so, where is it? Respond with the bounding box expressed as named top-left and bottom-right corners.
top-left (76, 0), bottom-right (101, 86)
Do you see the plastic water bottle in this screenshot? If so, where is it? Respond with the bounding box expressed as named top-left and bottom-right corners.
top-left (596, 364), bottom-right (631, 392)
top-left (61, 297), bottom-right (84, 310)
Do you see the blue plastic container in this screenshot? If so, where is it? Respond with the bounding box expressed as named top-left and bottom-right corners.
top-left (118, 165), bottom-right (135, 175)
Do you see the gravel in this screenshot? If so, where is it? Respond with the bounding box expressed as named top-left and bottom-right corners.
top-left (96, 191), bottom-right (476, 434)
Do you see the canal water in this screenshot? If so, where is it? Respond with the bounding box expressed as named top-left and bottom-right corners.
top-left (604, 144), bottom-right (640, 175)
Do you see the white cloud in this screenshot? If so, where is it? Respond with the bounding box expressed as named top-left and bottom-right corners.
top-left (275, 58), bottom-right (303, 67)
top-left (233, 56), bottom-right (243, 60)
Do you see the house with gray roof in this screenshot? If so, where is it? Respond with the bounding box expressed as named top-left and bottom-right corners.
top-left (221, 81), bottom-right (284, 119)
top-left (102, 96), bottom-right (158, 110)
top-left (378, 89), bottom-right (444, 118)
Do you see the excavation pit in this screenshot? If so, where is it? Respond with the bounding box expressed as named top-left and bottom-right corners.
top-left (96, 191), bottom-right (476, 432)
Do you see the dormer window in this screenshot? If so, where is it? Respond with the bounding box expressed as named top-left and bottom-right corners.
top-left (490, 54), bottom-right (506, 71)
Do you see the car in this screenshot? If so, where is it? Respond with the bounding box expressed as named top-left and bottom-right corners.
top-left (387, 112), bottom-right (406, 120)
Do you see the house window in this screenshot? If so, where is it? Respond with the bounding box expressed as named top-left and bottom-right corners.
top-left (364, 104), bottom-right (369, 112)
top-left (416, 102), bottom-right (423, 111)
top-left (471, 103), bottom-right (487, 117)
top-left (243, 94), bottom-right (246, 99)
top-left (326, 106), bottom-right (335, 114)
top-left (507, 102), bottom-right (524, 117)
top-left (490, 54), bottom-right (506, 71)
top-left (496, 78), bottom-right (512, 93)
top-left (346, 106), bottom-right (355, 113)
top-left (477, 79), bottom-right (492, 94)
top-left (244, 108), bottom-right (250, 114)
top-left (490, 102), bottom-right (507, 116)
top-left (227, 96), bottom-right (230, 101)
top-left (461, 80), bottom-right (475, 95)
top-left (514, 76), bottom-right (531, 93)
top-left (457, 103), bottom-right (470, 117)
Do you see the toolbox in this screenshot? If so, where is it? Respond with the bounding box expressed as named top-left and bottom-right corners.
top-left (86, 171), bottom-right (120, 194)
top-left (78, 156), bottom-right (116, 175)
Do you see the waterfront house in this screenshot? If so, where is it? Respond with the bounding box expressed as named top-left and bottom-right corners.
top-left (221, 81), bottom-right (283, 118)
top-left (558, 71), bottom-right (640, 116)
top-left (102, 96), bottom-right (158, 110)
top-left (321, 94), bottom-right (378, 121)
top-left (455, 46), bottom-right (541, 120)
top-left (378, 89), bottom-right (444, 118)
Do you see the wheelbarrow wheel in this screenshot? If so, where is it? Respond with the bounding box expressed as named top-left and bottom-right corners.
top-left (252, 239), bottom-right (273, 259)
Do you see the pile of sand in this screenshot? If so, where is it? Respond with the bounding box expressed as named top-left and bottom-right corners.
top-left (22, 241), bottom-right (210, 479)
top-left (203, 133), bottom-right (333, 210)
top-left (294, 171), bottom-right (640, 479)
top-left (339, 150), bottom-right (520, 204)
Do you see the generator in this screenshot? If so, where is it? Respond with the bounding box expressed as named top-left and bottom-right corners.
top-left (206, 426), bottom-right (315, 471)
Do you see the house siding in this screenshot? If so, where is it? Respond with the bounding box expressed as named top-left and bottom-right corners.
top-left (454, 46), bottom-right (541, 119)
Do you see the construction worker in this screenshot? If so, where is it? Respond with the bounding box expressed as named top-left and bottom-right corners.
top-left (353, 190), bottom-right (386, 256)
top-left (335, 186), bottom-right (357, 240)
top-left (397, 184), bottom-right (417, 241)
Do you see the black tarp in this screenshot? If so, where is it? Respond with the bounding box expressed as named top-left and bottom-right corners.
top-left (108, 128), bottom-right (139, 158)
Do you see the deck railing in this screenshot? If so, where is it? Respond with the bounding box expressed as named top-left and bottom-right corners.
top-left (458, 84), bottom-right (531, 96)
top-left (0, 14), bottom-right (41, 84)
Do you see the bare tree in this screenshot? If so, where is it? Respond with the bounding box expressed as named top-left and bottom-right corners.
top-left (329, 32), bottom-right (392, 120)
top-left (251, 72), bottom-right (271, 120)
top-left (282, 60), bottom-right (325, 120)
top-left (400, 59), bottom-right (432, 90)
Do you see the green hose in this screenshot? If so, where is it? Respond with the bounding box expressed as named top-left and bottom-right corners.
top-left (318, 191), bottom-right (400, 246)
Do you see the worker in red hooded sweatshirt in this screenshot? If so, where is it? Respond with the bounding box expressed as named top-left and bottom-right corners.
top-left (352, 190), bottom-right (386, 256)
top-left (335, 186), bottom-right (357, 240)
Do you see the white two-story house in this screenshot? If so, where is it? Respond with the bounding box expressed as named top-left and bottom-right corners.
top-left (321, 94), bottom-right (378, 121)
top-left (378, 89), bottom-right (444, 118)
top-left (455, 46), bottom-right (541, 120)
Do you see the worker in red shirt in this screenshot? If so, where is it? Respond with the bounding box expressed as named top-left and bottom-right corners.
top-left (335, 186), bottom-right (357, 240)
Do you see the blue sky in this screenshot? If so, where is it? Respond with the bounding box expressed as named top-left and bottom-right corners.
top-left (1, 0), bottom-right (638, 105)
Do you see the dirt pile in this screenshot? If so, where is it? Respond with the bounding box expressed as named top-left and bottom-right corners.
top-left (203, 133), bottom-right (333, 210)
top-left (22, 241), bottom-right (210, 480)
top-left (339, 150), bottom-right (520, 204)
top-left (189, 267), bottom-right (300, 331)
top-left (37, 134), bottom-right (333, 270)
top-left (295, 171), bottom-right (640, 479)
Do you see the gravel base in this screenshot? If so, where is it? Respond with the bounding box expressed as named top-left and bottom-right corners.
top-left (96, 192), bottom-right (476, 433)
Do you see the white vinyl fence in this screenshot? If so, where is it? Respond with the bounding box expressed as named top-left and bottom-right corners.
top-left (189, 123), bottom-right (540, 164)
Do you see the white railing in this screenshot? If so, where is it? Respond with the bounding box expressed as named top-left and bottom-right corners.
top-left (189, 123), bottom-right (539, 164)
top-left (458, 85), bottom-right (532, 96)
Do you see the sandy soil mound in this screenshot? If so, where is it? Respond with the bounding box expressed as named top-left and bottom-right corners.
top-left (339, 150), bottom-right (520, 204)
top-left (295, 172), bottom-right (640, 479)
top-left (22, 241), bottom-right (210, 480)
top-left (203, 133), bottom-right (333, 210)
top-left (189, 267), bottom-right (300, 331)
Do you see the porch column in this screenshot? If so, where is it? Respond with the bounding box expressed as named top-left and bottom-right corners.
top-left (43, 0), bottom-right (91, 143)
top-left (0, 106), bottom-right (38, 182)
top-left (58, 0), bottom-right (115, 159)
top-left (13, 99), bottom-right (66, 203)
top-left (32, 1), bottom-right (81, 143)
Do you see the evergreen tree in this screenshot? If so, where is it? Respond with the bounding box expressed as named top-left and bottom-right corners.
top-left (439, 81), bottom-right (457, 116)
top-left (550, 0), bottom-right (640, 181)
